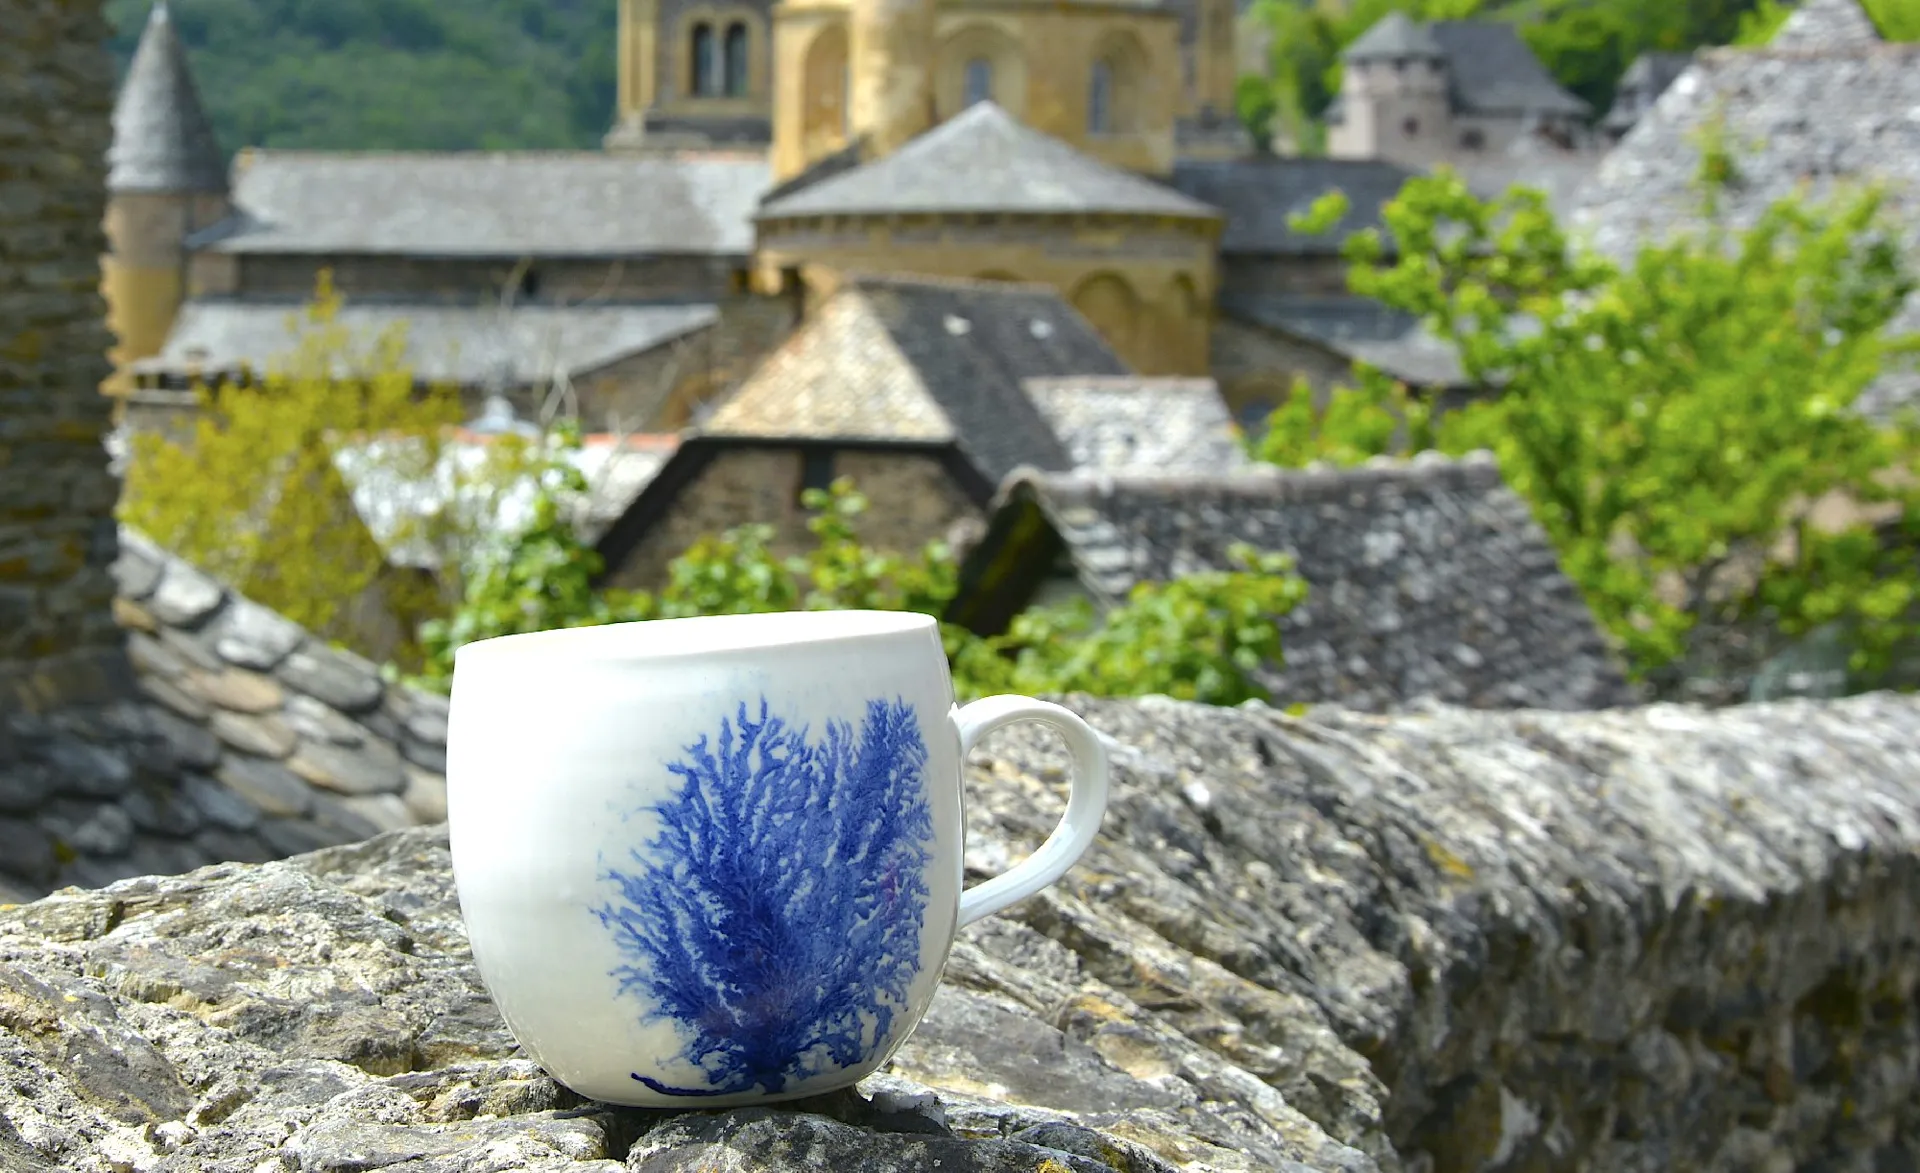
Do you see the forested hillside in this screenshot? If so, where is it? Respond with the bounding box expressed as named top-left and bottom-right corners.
top-left (104, 0), bottom-right (617, 154)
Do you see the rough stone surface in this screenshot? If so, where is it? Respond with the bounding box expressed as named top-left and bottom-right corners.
top-left (3, 693), bottom-right (1920, 1171)
top-left (954, 458), bottom-right (1634, 713)
top-left (0, 532), bottom-right (455, 897)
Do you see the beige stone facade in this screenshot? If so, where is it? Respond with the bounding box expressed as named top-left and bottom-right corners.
top-left (754, 213), bottom-right (1218, 376)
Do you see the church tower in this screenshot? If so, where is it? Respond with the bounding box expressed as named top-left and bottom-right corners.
top-left (846, 0), bottom-right (936, 158)
top-left (100, 1), bottom-right (228, 396)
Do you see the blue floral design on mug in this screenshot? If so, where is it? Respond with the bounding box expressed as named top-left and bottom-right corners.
top-left (594, 696), bottom-right (936, 1097)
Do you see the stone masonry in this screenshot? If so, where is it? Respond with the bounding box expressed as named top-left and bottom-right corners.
top-left (3, 693), bottom-right (1920, 1170)
top-left (0, 4), bottom-right (447, 903)
top-left (0, 0), bottom-right (128, 708)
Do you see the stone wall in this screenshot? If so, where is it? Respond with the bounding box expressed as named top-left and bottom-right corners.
top-left (601, 444), bottom-right (979, 591)
top-left (0, 528), bottom-right (448, 902)
top-left (3, 692), bottom-right (1919, 1171)
top-left (0, 0), bottom-right (128, 710)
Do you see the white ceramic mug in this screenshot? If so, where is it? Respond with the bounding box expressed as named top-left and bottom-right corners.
top-left (445, 610), bottom-right (1110, 1107)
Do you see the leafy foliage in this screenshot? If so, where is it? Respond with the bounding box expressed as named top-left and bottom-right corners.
top-left (118, 272), bottom-right (463, 663)
top-left (1268, 173), bottom-right (1920, 693)
top-left (419, 477), bottom-right (1309, 706)
top-left (595, 697), bottom-right (935, 1096)
top-left (105, 0), bottom-right (617, 153)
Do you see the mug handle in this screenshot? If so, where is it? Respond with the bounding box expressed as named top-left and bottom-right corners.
top-left (951, 694), bottom-right (1111, 929)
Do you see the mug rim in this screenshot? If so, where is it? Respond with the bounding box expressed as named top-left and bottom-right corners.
top-left (453, 609), bottom-right (940, 666)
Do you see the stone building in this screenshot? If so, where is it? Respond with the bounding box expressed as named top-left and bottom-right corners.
top-left (1324, 12), bottom-right (1594, 172)
top-left (101, 0), bottom-right (1439, 430)
top-left (944, 455), bottom-right (1632, 712)
top-left (591, 273), bottom-right (1256, 588)
top-left (1, 0), bottom-right (449, 901)
top-left (1570, 0), bottom-right (1920, 421)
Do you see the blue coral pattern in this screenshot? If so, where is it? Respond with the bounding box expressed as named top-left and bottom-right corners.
top-left (595, 697), bottom-right (936, 1096)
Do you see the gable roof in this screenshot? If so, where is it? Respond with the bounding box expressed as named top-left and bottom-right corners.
top-left (1167, 156), bottom-right (1416, 255)
top-left (109, 1), bottom-right (226, 194)
top-left (1343, 11), bottom-right (1444, 60)
top-left (190, 151), bottom-right (771, 257)
top-left (946, 457), bottom-right (1631, 712)
top-left (754, 102), bottom-right (1221, 221)
top-left (1570, 37), bottom-right (1920, 419)
top-left (133, 298), bottom-right (718, 387)
top-left (1426, 22), bottom-right (1592, 118)
top-left (704, 273), bottom-right (1129, 484)
top-left (1020, 376), bottom-right (1255, 475)
top-left (1772, 0), bottom-right (1882, 49)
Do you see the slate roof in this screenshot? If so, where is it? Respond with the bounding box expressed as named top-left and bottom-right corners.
top-left (704, 274), bottom-right (1130, 484)
top-left (134, 299), bottom-right (719, 387)
top-left (1773, 0), bottom-right (1884, 49)
top-left (1569, 28), bottom-right (1920, 420)
top-left (948, 456), bottom-right (1631, 712)
top-left (754, 102), bottom-right (1220, 221)
top-left (1222, 295), bottom-right (1467, 388)
top-left (1020, 376), bottom-right (1255, 475)
top-left (190, 151), bottom-right (771, 256)
top-left (108, 1), bottom-right (226, 193)
top-left (1343, 11), bottom-right (1444, 60)
top-left (1427, 22), bottom-right (1592, 118)
top-left (1167, 156), bottom-right (1416, 255)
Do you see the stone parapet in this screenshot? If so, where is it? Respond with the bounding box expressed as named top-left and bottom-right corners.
top-left (0, 529), bottom-right (450, 899)
top-left (2, 692), bottom-right (1919, 1168)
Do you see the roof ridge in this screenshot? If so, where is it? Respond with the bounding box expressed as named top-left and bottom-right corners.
top-left (840, 269), bottom-right (1063, 297)
top-left (1003, 450), bottom-right (1504, 499)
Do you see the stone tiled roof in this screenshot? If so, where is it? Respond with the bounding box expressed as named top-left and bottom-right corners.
top-left (951, 455), bottom-right (1631, 712)
top-left (705, 274), bottom-right (1129, 484)
top-left (1569, 31), bottom-right (1920, 419)
top-left (111, 529), bottom-right (446, 851)
top-left (754, 103), bottom-right (1221, 221)
top-left (134, 299), bottom-right (718, 387)
top-left (1020, 376), bottom-right (1255, 474)
top-left (189, 151), bottom-right (771, 256)
top-left (1773, 0), bottom-right (1883, 49)
top-left (1222, 295), bottom-right (1467, 388)
top-left (1343, 11), bottom-right (1444, 59)
top-left (1427, 22), bottom-right (1592, 117)
top-left (1167, 156), bottom-right (1416, 255)
top-left (108, 1), bottom-right (225, 193)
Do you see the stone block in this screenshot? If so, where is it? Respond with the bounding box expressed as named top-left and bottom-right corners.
top-left (147, 561), bottom-right (225, 628)
top-left (214, 755), bottom-right (314, 819)
top-left (277, 645), bottom-right (384, 714)
top-left (207, 596), bottom-right (306, 672)
top-left (287, 737), bottom-right (406, 797)
top-left (208, 710), bottom-right (298, 760)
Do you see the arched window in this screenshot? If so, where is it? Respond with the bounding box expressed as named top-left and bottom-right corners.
top-left (1088, 60), bottom-right (1113, 133)
top-left (691, 23), bottom-right (718, 96)
top-left (963, 57), bottom-right (992, 107)
top-left (723, 22), bottom-right (749, 96)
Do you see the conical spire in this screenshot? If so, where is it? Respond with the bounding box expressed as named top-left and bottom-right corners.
top-left (108, 1), bottom-right (227, 193)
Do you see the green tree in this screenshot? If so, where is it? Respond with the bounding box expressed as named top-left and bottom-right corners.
top-left (1272, 174), bottom-right (1920, 693)
top-left (119, 272), bottom-right (465, 665)
top-left (417, 478), bottom-right (1310, 707)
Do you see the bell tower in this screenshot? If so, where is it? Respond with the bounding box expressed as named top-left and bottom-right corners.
top-left (100, 0), bottom-right (229, 397)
